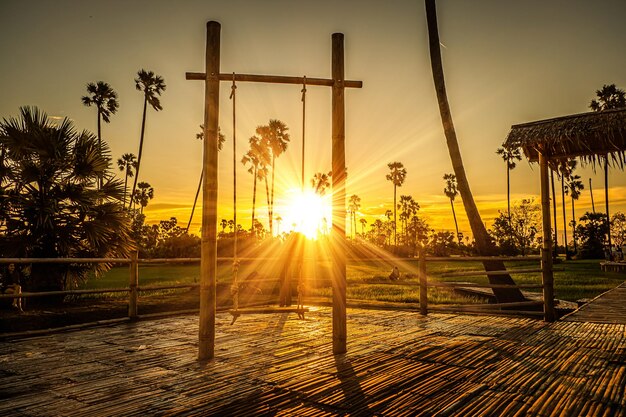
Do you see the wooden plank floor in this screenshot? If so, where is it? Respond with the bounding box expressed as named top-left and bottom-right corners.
top-left (564, 282), bottom-right (626, 324)
top-left (1, 306), bottom-right (625, 416)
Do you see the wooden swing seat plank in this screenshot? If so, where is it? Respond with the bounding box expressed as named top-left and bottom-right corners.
top-left (228, 307), bottom-right (309, 324)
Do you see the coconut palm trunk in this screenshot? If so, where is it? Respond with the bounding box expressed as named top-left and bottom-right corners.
top-left (450, 199), bottom-right (460, 243)
top-left (425, 0), bottom-right (524, 303)
top-left (131, 97), bottom-right (148, 210)
top-left (187, 168), bottom-right (203, 232)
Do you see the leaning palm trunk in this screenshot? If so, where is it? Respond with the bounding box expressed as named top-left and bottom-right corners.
top-left (187, 168), bottom-right (203, 232)
top-left (130, 97), bottom-right (148, 210)
top-left (425, 0), bottom-right (524, 303)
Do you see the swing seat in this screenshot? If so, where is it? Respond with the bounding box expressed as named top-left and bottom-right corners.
top-left (229, 306), bottom-right (309, 324)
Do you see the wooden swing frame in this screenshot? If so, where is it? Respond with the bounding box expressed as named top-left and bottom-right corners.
top-left (186, 21), bottom-right (362, 360)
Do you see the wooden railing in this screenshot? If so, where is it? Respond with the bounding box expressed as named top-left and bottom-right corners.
top-left (413, 251), bottom-right (554, 321)
top-left (1, 251), bottom-right (556, 323)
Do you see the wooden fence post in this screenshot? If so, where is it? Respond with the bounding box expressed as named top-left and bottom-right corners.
top-left (129, 250), bottom-right (139, 320)
top-left (419, 248), bottom-right (428, 315)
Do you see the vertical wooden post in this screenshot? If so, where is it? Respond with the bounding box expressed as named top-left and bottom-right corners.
top-left (540, 153), bottom-right (555, 322)
top-left (331, 33), bottom-right (347, 354)
top-left (198, 20), bottom-right (220, 361)
top-left (419, 248), bottom-right (428, 315)
top-left (129, 250), bottom-right (139, 320)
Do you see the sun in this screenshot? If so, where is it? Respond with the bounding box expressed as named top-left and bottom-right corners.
top-left (280, 189), bottom-right (331, 239)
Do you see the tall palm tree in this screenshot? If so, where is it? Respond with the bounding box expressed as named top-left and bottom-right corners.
top-left (559, 160), bottom-right (576, 259)
top-left (117, 153), bottom-right (137, 210)
top-left (311, 171), bottom-right (332, 196)
top-left (398, 195), bottom-right (419, 244)
top-left (360, 218), bottom-right (367, 236)
top-left (130, 69), bottom-right (166, 209)
top-left (386, 161), bottom-right (406, 246)
top-left (425, 0), bottom-right (524, 303)
top-left (565, 174), bottom-right (584, 255)
top-left (443, 173), bottom-right (461, 245)
top-left (258, 119), bottom-right (290, 236)
top-left (275, 215), bottom-right (283, 235)
top-left (187, 125), bottom-right (225, 232)
top-left (589, 83), bottom-right (626, 250)
top-left (348, 194), bottom-right (361, 239)
top-left (82, 81), bottom-right (119, 188)
top-left (242, 135), bottom-right (270, 234)
top-left (550, 168), bottom-right (559, 259)
top-left (133, 181), bottom-right (154, 214)
top-left (496, 146), bottom-right (522, 223)
top-left (0, 106), bottom-right (132, 293)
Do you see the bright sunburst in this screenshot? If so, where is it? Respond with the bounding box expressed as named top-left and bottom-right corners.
top-left (280, 189), bottom-right (331, 239)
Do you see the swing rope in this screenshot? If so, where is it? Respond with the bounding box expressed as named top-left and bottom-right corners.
top-left (301, 76), bottom-right (307, 192)
top-left (230, 73), bottom-right (240, 311)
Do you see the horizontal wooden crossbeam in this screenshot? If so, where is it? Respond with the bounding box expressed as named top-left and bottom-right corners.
top-left (185, 72), bottom-right (363, 88)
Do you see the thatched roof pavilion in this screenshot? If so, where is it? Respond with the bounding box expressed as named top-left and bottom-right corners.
top-left (501, 107), bottom-right (626, 322)
top-left (504, 108), bottom-right (626, 165)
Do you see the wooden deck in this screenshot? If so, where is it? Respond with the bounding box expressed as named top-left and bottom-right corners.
top-left (1, 305), bottom-right (625, 416)
top-left (564, 282), bottom-right (626, 324)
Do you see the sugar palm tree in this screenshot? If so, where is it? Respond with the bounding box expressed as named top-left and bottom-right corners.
top-left (133, 181), bottom-right (154, 214)
top-left (398, 195), bottom-right (419, 244)
top-left (496, 146), bottom-right (522, 223)
top-left (82, 81), bottom-right (119, 188)
top-left (117, 153), bottom-right (136, 210)
top-left (348, 194), bottom-right (361, 239)
top-left (130, 69), bottom-right (166, 209)
top-left (589, 83), bottom-right (626, 250)
top-left (0, 106), bottom-right (132, 293)
top-left (386, 161), bottom-right (406, 246)
top-left (565, 174), bottom-right (584, 254)
top-left (360, 218), bottom-right (367, 236)
top-left (242, 135), bottom-right (270, 234)
top-left (550, 168), bottom-right (559, 259)
top-left (187, 125), bottom-right (225, 231)
top-left (275, 215), bottom-right (283, 235)
top-left (443, 173), bottom-right (461, 244)
top-left (425, 0), bottom-right (524, 303)
top-left (311, 171), bottom-right (332, 196)
top-left (258, 119), bottom-right (290, 236)
top-left (559, 160), bottom-right (576, 259)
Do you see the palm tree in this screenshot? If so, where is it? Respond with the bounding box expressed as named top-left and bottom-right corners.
top-left (589, 83), bottom-right (626, 250)
top-left (133, 181), bottom-right (154, 214)
top-left (425, 0), bottom-right (524, 303)
top-left (220, 219), bottom-right (228, 234)
top-left (187, 125), bottom-right (225, 231)
top-left (311, 171), bottom-right (332, 196)
top-left (0, 106), bottom-right (132, 293)
top-left (275, 215), bottom-right (283, 235)
top-left (398, 195), bottom-right (419, 244)
top-left (360, 218), bottom-right (367, 236)
top-left (130, 69), bottom-right (166, 209)
top-left (386, 161), bottom-right (406, 246)
top-left (348, 194), bottom-right (361, 239)
top-left (82, 81), bottom-right (119, 188)
top-left (550, 168), bottom-right (559, 259)
top-left (496, 146), bottom-right (522, 223)
top-left (258, 119), bottom-right (290, 236)
top-left (565, 174), bottom-right (584, 255)
top-left (242, 135), bottom-right (270, 234)
top-left (117, 153), bottom-right (137, 210)
top-left (559, 160), bottom-right (576, 259)
top-left (443, 173), bottom-right (461, 245)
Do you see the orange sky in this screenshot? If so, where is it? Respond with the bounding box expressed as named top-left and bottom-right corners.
top-left (1, 0), bottom-right (626, 241)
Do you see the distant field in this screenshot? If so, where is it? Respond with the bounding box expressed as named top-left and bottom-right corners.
top-left (82, 258), bottom-right (625, 303)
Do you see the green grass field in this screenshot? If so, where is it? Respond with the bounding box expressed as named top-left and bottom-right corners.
top-left (81, 258), bottom-right (624, 304)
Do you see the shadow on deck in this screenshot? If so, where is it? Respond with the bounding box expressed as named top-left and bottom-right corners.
top-left (1, 302), bottom-right (625, 416)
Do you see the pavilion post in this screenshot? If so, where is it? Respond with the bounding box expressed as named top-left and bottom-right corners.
top-left (331, 33), bottom-right (347, 354)
top-left (198, 20), bottom-right (220, 361)
top-left (539, 152), bottom-right (555, 322)
top-left (419, 247), bottom-right (428, 316)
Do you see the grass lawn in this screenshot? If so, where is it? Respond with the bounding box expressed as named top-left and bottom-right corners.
top-left (82, 257), bottom-right (625, 304)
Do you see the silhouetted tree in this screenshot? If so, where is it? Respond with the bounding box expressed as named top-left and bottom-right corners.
top-left (348, 194), bottom-right (361, 239)
top-left (565, 173), bottom-right (584, 254)
top-left (117, 153), bottom-right (136, 210)
top-left (386, 161), bottom-right (406, 246)
top-left (496, 146), bottom-right (522, 222)
top-left (133, 181), bottom-right (154, 214)
top-left (130, 69), bottom-right (165, 209)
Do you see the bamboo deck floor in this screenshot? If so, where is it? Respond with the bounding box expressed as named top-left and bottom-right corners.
top-left (563, 282), bottom-right (626, 324)
top-left (1, 305), bottom-right (625, 416)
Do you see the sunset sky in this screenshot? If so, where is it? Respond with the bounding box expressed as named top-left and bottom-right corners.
top-left (1, 0), bottom-right (625, 240)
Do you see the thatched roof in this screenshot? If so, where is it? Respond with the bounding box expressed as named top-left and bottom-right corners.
top-left (504, 108), bottom-right (626, 166)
